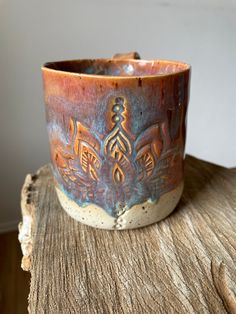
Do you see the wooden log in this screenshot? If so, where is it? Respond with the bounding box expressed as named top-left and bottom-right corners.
top-left (19, 155), bottom-right (236, 314)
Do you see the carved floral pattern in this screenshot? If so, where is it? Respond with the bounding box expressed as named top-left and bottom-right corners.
top-left (50, 96), bottom-right (185, 216)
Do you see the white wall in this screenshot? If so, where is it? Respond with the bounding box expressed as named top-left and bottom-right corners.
top-left (0, 0), bottom-right (236, 230)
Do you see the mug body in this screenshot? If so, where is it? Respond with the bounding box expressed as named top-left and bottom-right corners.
top-left (42, 57), bottom-right (190, 229)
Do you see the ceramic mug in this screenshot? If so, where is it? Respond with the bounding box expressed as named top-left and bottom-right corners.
top-left (42, 52), bottom-right (191, 230)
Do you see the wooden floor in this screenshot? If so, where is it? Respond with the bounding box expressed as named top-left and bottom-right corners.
top-left (0, 231), bottom-right (30, 314)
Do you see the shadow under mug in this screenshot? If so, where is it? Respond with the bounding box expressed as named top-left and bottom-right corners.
top-left (42, 52), bottom-right (191, 230)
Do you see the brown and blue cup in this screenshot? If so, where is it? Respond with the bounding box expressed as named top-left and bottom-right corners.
top-left (42, 52), bottom-right (191, 230)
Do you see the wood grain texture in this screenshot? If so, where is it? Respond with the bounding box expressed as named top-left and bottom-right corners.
top-left (19, 155), bottom-right (236, 314)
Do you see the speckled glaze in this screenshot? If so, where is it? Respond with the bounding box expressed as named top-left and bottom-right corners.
top-left (42, 53), bottom-right (191, 230)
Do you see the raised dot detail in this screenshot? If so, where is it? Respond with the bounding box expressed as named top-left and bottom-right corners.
top-left (113, 105), bottom-right (120, 112)
top-left (113, 115), bottom-right (120, 122)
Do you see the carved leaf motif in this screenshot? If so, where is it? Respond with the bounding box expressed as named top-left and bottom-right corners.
top-left (104, 127), bottom-right (132, 156)
top-left (73, 121), bottom-right (100, 156)
top-left (54, 150), bottom-right (67, 169)
top-left (136, 146), bottom-right (155, 179)
top-left (69, 119), bottom-right (101, 181)
top-left (51, 119), bottom-right (102, 184)
top-left (113, 163), bottom-right (124, 184)
top-left (135, 124), bottom-right (163, 157)
top-left (80, 143), bottom-right (101, 181)
top-left (104, 125), bottom-right (132, 184)
top-left (53, 149), bottom-right (79, 184)
top-left (135, 124), bottom-right (163, 179)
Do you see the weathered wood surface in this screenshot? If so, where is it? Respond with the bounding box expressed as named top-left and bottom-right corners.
top-left (19, 155), bottom-right (236, 314)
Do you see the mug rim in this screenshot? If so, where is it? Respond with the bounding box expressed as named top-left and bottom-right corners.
top-left (41, 58), bottom-right (191, 80)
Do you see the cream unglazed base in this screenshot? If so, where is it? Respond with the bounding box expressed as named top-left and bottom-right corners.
top-left (55, 182), bottom-right (183, 230)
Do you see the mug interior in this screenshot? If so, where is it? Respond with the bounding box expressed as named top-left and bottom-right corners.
top-left (43, 59), bottom-right (190, 77)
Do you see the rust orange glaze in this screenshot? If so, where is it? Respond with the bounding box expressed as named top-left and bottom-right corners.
top-left (42, 57), bottom-right (191, 217)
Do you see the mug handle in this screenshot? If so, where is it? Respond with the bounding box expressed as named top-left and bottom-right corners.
top-left (112, 52), bottom-right (141, 60)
